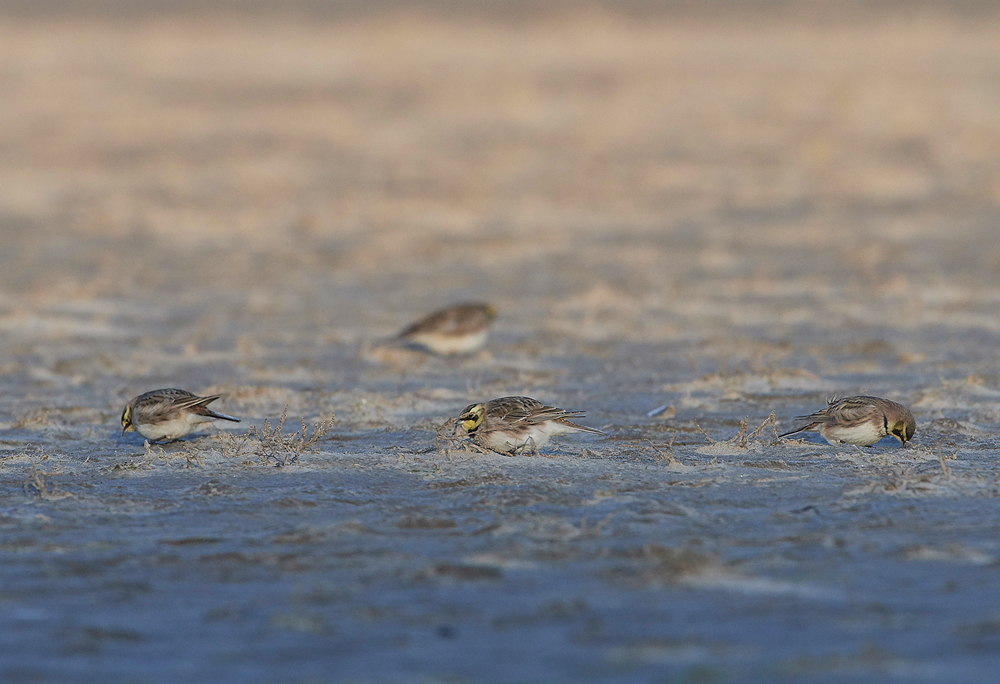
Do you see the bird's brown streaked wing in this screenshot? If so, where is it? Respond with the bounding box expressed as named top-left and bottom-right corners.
top-left (168, 393), bottom-right (221, 412)
top-left (486, 397), bottom-right (543, 423)
top-left (823, 397), bottom-right (883, 427)
top-left (135, 392), bottom-right (220, 418)
top-left (793, 397), bottom-right (877, 426)
top-left (484, 396), bottom-right (594, 429)
top-left (398, 309), bottom-right (452, 337)
top-left (163, 393), bottom-right (238, 422)
top-left (512, 398), bottom-right (591, 429)
top-left (399, 304), bottom-right (492, 337)
top-left (133, 388), bottom-right (195, 407)
top-left (526, 407), bottom-right (582, 426)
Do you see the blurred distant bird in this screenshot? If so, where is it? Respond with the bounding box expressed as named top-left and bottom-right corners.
top-left (397, 303), bottom-right (497, 355)
top-left (456, 396), bottom-right (603, 454)
top-left (779, 396), bottom-right (915, 446)
top-left (121, 389), bottom-right (240, 443)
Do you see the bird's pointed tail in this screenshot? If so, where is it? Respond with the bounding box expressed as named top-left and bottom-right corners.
top-left (205, 409), bottom-right (241, 423)
top-left (778, 422), bottom-right (817, 439)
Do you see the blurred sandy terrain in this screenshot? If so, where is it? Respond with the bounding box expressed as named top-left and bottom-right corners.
top-left (2, 3), bottom-right (1000, 682)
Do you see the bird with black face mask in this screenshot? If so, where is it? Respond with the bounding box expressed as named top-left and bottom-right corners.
top-left (455, 396), bottom-right (603, 455)
top-left (779, 396), bottom-right (915, 446)
top-left (121, 389), bottom-right (240, 443)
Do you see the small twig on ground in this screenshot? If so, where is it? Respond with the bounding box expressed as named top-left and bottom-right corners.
top-left (728, 416), bottom-right (750, 448)
top-left (747, 412), bottom-right (779, 443)
top-left (938, 448), bottom-right (956, 478)
top-left (434, 418), bottom-right (494, 458)
top-left (692, 418), bottom-right (716, 444)
top-left (143, 441), bottom-right (202, 468)
top-left (435, 419), bottom-right (460, 460)
top-left (641, 435), bottom-right (680, 466)
top-left (220, 429), bottom-right (253, 461)
top-left (722, 413), bottom-right (779, 448)
top-left (23, 463), bottom-right (72, 500)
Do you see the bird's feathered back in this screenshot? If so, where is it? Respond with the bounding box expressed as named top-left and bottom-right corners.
top-left (797, 396), bottom-right (900, 427)
top-left (399, 303), bottom-right (496, 338)
top-left (132, 389), bottom-right (220, 415)
top-left (484, 396), bottom-right (585, 426)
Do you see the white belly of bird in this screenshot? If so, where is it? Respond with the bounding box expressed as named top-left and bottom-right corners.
top-left (479, 423), bottom-right (580, 453)
top-left (135, 413), bottom-right (212, 442)
top-left (819, 421), bottom-right (886, 446)
top-left (409, 329), bottom-right (487, 355)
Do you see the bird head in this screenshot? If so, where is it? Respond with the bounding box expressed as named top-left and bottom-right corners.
top-left (888, 413), bottom-right (916, 444)
top-left (457, 403), bottom-right (486, 433)
top-left (483, 305), bottom-right (497, 322)
top-left (121, 404), bottom-right (134, 436)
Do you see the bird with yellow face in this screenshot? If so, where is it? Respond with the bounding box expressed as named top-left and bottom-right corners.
top-left (779, 396), bottom-right (915, 446)
top-left (455, 396), bottom-right (603, 455)
top-left (121, 389), bottom-right (240, 444)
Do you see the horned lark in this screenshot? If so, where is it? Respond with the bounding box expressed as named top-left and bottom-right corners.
top-left (779, 396), bottom-right (915, 446)
top-left (398, 303), bottom-right (497, 355)
top-left (456, 396), bottom-right (603, 454)
top-left (121, 389), bottom-right (240, 443)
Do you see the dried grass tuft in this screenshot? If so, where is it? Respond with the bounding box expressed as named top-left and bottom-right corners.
top-left (434, 418), bottom-right (492, 458)
top-left (696, 412), bottom-right (779, 448)
top-left (12, 408), bottom-right (51, 429)
top-left (23, 462), bottom-right (72, 500)
top-left (223, 406), bottom-right (336, 466)
top-left (630, 435), bottom-right (680, 465)
top-left (143, 441), bottom-right (202, 468)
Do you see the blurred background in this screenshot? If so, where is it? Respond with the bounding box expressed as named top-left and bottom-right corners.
top-left (3, 0), bottom-right (999, 356)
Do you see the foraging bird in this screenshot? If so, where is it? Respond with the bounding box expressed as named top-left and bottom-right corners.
top-left (779, 396), bottom-right (915, 446)
top-left (398, 303), bottom-right (497, 355)
top-left (121, 389), bottom-right (240, 443)
top-left (456, 396), bottom-right (603, 454)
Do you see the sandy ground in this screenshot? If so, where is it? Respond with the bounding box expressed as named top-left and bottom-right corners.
top-left (3, 2), bottom-right (1000, 682)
